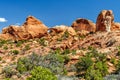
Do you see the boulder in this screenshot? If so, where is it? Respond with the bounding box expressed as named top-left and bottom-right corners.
top-left (71, 18), bottom-right (96, 32)
top-left (96, 10), bottom-right (114, 31)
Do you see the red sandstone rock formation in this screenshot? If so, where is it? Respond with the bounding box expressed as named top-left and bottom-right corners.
top-left (71, 18), bottom-right (96, 32)
top-left (49, 25), bottom-right (76, 36)
top-left (96, 10), bottom-right (114, 31)
top-left (0, 16), bottom-right (48, 40)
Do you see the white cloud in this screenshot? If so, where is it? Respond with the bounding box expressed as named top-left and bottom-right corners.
top-left (0, 18), bottom-right (7, 22)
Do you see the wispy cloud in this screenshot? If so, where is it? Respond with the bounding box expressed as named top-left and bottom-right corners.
top-left (0, 18), bottom-right (7, 22)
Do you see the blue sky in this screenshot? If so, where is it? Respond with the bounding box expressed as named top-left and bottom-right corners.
top-left (0, 0), bottom-right (120, 31)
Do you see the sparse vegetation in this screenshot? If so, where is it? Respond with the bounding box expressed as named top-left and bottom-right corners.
top-left (24, 44), bottom-right (30, 50)
top-left (16, 53), bottom-right (66, 75)
top-left (3, 46), bottom-right (8, 50)
top-left (38, 38), bottom-right (48, 46)
top-left (75, 48), bottom-right (108, 79)
top-left (1, 28), bottom-right (120, 80)
top-left (2, 66), bottom-right (16, 78)
top-left (62, 31), bottom-right (69, 39)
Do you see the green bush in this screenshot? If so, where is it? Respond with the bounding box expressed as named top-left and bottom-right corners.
top-left (24, 44), bottom-right (30, 50)
top-left (2, 66), bottom-right (16, 78)
top-left (27, 66), bottom-right (57, 80)
top-left (16, 41), bottom-right (23, 47)
top-left (62, 31), bottom-right (69, 39)
top-left (75, 56), bottom-right (93, 73)
top-left (11, 50), bottom-right (19, 55)
top-left (62, 49), bottom-right (71, 54)
top-left (117, 46), bottom-right (120, 56)
top-left (116, 60), bottom-right (120, 74)
top-left (0, 56), bottom-right (2, 61)
top-left (75, 48), bottom-right (108, 79)
top-left (94, 61), bottom-right (108, 76)
top-left (85, 66), bottom-right (103, 80)
top-left (3, 46), bottom-right (8, 50)
top-left (0, 39), bottom-right (7, 47)
top-left (17, 57), bottom-right (29, 73)
top-left (39, 38), bottom-right (48, 46)
top-left (43, 53), bottom-right (66, 75)
top-left (16, 53), bottom-right (66, 75)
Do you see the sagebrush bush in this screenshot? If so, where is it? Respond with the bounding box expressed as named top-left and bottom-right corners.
top-left (11, 50), bottom-right (19, 55)
top-left (38, 38), bottom-right (48, 46)
top-left (104, 72), bottom-right (120, 80)
top-left (75, 48), bottom-right (108, 79)
top-left (17, 57), bottom-right (29, 73)
top-left (0, 39), bottom-right (7, 47)
top-left (16, 53), bottom-right (66, 75)
top-left (75, 56), bottom-right (93, 73)
top-left (27, 66), bottom-right (57, 80)
top-left (2, 66), bottom-right (16, 78)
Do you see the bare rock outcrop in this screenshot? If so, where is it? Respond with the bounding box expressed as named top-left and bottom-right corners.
top-left (1, 16), bottom-right (48, 40)
top-left (49, 25), bottom-right (76, 36)
top-left (96, 10), bottom-right (114, 32)
top-left (112, 22), bottom-right (120, 31)
top-left (71, 18), bottom-right (96, 32)
top-left (22, 16), bottom-right (48, 38)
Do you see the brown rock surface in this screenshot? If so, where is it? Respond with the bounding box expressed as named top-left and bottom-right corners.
top-left (1, 16), bottom-right (48, 40)
top-left (112, 22), bottom-right (120, 31)
top-left (71, 18), bottom-right (96, 32)
top-left (49, 25), bottom-right (76, 36)
top-left (96, 10), bottom-right (114, 31)
top-left (22, 16), bottom-right (48, 38)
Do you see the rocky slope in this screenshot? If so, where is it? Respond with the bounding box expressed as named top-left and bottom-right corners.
top-left (0, 10), bottom-right (120, 80)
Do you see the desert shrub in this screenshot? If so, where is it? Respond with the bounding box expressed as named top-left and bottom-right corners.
top-left (57, 75), bottom-right (79, 80)
top-left (63, 55), bottom-right (70, 64)
top-left (87, 47), bottom-right (107, 62)
top-left (85, 66), bottom-right (103, 80)
top-left (39, 38), bottom-right (48, 46)
top-left (17, 57), bottom-right (29, 73)
top-left (104, 72), bottom-right (120, 80)
top-left (16, 41), bottom-right (23, 47)
top-left (75, 48), bottom-right (108, 79)
top-left (116, 60), bottom-right (120, 74)
top-left (3, 46), bottom-right (8, 50)
top-left (4, 78), bottom-right (11, 80)
top-left (94, 61), bottom-right (108, 76)
top-left (75, 56), bottom-right (93, 73)
top-left (43, 53), bottom-right (66, 75)
top-left (16, 53), bottom-right (66, 75)
top-left (71, 50), bottom-right (76, 55)
top-left (24, 44), bottom-right (30, 50)
top-left (2, 66), bottom-right (16, 78)
top-left (53, 48), bottom-right (61, 54)
top-left (117, 46), bottom-right (120, 56)
top-left (0, 39), bottom-right (7, 47)
top-left (27, 66), bottom-right (57, 80)
top-left (62, 31), bottom-right (69, 39)
top-left (0, 56), bottom-right (2, 61)
top-left (11, 50), bottom-right (19, 55)
top-left (110, 58), bottom-right (117, 65)
top-left (62, 49), bottom-right (71, 54)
